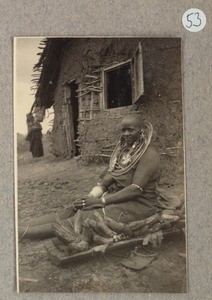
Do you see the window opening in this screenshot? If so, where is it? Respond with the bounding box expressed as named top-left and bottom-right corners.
top-left (104, 42), bottom-right (144, 109)
top-left (105, 62), bottom-right (132, 109)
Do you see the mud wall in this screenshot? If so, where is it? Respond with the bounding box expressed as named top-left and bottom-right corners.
top-left (50, 73), bottom-right (69, 157)
top-left (51, 38), bottom-right (183, 183)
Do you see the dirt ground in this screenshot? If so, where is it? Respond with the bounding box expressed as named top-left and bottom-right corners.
top-left (17, 150), bottom-right (186, 293)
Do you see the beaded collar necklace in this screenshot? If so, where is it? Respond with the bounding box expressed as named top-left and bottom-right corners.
top-left (108, 122), bottom-right (153, 176)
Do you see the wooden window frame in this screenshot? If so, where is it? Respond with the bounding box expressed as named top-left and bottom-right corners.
top-left (103, 60), bottom-right (132, 110)
top-left (131, 42), bottom-right (144, 103)
top-left (103, 42), bottom-right (144, 110)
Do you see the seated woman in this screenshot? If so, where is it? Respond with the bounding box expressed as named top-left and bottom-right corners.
top-left (19, 113), bottom-right (161, 251)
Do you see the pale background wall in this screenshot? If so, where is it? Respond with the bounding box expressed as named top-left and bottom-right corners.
top-left (0, 0), bottom-right (211, 299)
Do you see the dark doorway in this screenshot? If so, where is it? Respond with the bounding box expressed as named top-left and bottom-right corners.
top-left (69, 81), bottom-right (80, 156)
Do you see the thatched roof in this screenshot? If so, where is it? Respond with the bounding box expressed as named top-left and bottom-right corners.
top-left (31, 38), bottom-right (68, 109)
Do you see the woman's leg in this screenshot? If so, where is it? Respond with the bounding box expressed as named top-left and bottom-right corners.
top-left (19, 213), bottom-right (58, 227)
top-left (18, 209), bottom-right (98, 241)
top-left (19, 223), bottom-right (54, 240)
top-left (18, 206), bottom-right (76, 240)
top-left (19, 206), bottom-right (76, 227)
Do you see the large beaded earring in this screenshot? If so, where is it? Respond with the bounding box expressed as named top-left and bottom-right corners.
top-left (140, 129), bottom-right (144, 140)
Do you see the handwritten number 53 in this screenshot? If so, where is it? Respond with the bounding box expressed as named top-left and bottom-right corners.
top-left (186, 12), bottom-right (202, 28)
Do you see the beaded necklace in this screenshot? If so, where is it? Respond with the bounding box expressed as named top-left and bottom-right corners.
top-left (108, 122), bottom-right (153, 176)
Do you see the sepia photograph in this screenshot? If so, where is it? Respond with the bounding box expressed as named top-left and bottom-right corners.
top-left (15, 37), bottom-right (186, 293)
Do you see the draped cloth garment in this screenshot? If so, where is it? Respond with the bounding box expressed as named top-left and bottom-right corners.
top-left (64, 147), bottom-right (161, 224)
top-left (26, 128), bottom-right (44, 158)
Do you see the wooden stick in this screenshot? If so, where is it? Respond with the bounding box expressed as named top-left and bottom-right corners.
top-left (165, 147), bottom-right (180, 150)
top-left (102, 144), bottom-right (116, 148)
top-left (92, 69), bottom-right (101, 73)
top-left (84, 80), bottom-right (100, 85)
top-left (45, 228), bottom-right (182, 266)
top-left (85, 75), bottom-right (98, 79)
top-left (19, 277), bottom-right (39, 283)
top-left (95, 154), bottom-right (111, 158)
top-left (90, 90), bottom-right (94, 120)
top-left (76, 90), bottom-right (90, 97)
top-left (76, 88), bottom-right (88, 93)
top-left (101, 149), bottom-right (113, 153)
top-left (89, 88), bottom-right (101, 92)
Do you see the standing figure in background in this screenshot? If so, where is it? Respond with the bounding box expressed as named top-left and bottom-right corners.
top-left (26, 112), bottom-right (44, 158)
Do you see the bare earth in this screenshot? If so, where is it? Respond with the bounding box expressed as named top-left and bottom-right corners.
top-left (17, 152), bottom-right (186, 293)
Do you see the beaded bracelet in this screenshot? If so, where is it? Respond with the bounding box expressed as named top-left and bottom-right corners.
top-left (101, 195), bottom-right (106, 205)
top-left (131, 183), bottom-right (143, 193)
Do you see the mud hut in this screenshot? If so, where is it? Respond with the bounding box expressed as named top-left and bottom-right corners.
top-left (32, 37), bottom-right (183, 183)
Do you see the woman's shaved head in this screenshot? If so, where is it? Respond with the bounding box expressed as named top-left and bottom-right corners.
top-left (121, 113), bottom-right (144, 129)
top-left (120, 113), bottom-right (144, 146)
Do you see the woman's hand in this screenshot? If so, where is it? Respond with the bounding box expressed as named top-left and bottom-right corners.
top-left (73, 195), bottom-right (101, 210)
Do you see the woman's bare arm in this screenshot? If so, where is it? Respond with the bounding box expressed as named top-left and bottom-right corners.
top-left (104, 147), bottom-right (160, 206)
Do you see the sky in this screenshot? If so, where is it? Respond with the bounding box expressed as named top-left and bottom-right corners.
top-left (14, 37), bottom-right (54, 134)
